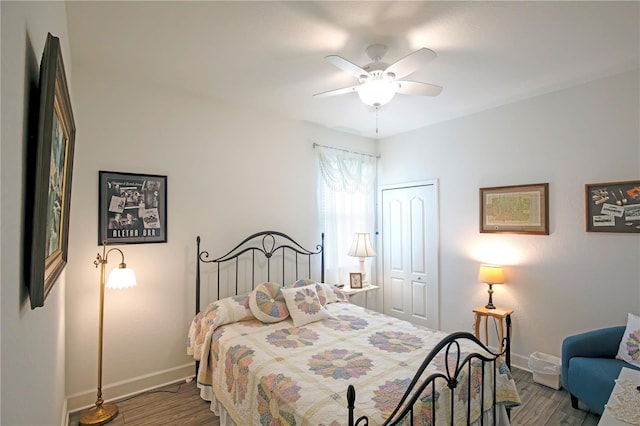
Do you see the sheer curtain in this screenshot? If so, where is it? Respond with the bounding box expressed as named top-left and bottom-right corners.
top-left (316, 145), bottom-right (377, 284)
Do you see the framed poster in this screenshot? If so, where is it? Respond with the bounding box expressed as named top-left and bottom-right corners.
top-left (98, 171), bottom-right (167, 244)
top-left (585, 180), bottom-right (640, 233)
top-left (26, 33), bottom-right (76, 309)
top-left (480, 183), bottom-right (549, 235)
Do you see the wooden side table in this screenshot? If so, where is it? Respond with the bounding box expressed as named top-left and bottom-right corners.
top-left (473, 306), bottom-right (514, 346)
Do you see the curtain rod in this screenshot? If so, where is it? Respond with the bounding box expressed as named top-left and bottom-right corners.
top-left (312, 143), bottom-right (380, 159)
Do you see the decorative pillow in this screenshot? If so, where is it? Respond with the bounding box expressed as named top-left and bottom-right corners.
top-left (292, 278), bottom-right (316, 287)
top-left (292, 279), bottom-right (330, 306)
top-left (332, 286), bottom-right (350, 303)
top-left (319, 282), bottom-right (339, 304)
top-left (617, 312), bottom-right (640, 368)
top-left (282, 284), bottom-right (331, 327)
top-left (249, 282), bottom-right (289, 323)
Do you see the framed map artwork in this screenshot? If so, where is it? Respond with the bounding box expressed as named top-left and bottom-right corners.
top-left (480, 183), bottom-right (549, 235)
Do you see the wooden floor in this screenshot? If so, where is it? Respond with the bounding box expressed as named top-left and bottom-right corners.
top-left (69, 368), bottom-right (601, 425)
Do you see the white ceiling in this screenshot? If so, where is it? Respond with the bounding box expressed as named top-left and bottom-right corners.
top-left (66, 1), bottom-right (639, 139)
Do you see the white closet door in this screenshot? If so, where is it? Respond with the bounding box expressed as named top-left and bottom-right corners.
top-left (381, 183), bottom-right (439, 329)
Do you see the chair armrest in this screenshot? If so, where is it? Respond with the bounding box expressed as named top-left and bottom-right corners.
top-left (561, 326), bottom-right (625, 389)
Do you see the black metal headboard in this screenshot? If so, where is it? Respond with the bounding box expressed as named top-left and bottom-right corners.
top-left (195, 231), bottom-right (325, 314)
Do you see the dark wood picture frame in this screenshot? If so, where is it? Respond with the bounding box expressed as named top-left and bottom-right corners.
top-left (98, 171), bottom-right (167, 244)
top-left (26, 33), bottom-right (76, 309)
top-left (349, 272), bottom-right (363, 289)
top-left (585, 180), bottom-right (640, 233)
top-left (480, 183), bottom-right (549, 235)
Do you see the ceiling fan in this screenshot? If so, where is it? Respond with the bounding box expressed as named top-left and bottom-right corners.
top-left (314, 44), bottom-right (443, 108)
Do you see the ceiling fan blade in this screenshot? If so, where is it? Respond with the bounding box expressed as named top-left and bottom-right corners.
top-left (313, 85), bottom-right (359, 98)
top-left (396, 80), bottom-right (443, 96)
top-left (385, 48), bottom-right (437, 80)
top-left (325, 55), bottom-right (369, 79)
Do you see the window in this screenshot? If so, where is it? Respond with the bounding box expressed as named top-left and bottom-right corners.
top-left (316, 145), bottom-right (377, 284)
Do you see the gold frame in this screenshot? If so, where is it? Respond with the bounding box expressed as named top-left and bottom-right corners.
top-left (585, 180), bottom-right (640, 233)
top-left (26, 33), bottom-right (76, 309)
top-left (349, 272), bottom-right (363, 289)
top-left (480, 183), bottom-right (549, 235)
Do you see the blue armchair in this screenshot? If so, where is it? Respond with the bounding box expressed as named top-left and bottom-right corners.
top-left (561, 326), bottom-right (640, 415)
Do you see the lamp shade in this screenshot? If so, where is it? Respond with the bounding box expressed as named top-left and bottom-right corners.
top-left (357, 80), bottom-right (397, 107)
top-left (106, 264), bottom-right (137, 289)
top-left (348, 233), bottom-right (376, 258)
top-left (478, 264), bottom-right (504, 284)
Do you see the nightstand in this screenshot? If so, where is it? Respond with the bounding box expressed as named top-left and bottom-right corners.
top-left (340, 284), bottom-right (379, 308)
top-left (472, 306), bottom-right (513, 346)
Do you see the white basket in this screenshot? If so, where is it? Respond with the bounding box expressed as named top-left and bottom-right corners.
top-left (528, 352), bottom-right (562, 390)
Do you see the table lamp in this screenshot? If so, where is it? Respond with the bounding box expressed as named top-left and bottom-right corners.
top-left (348, 233), bottom-right (376, 282)
top-left (478, 264), bottom-right (503, 310)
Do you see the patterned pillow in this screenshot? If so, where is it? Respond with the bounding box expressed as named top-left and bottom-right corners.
top-left (292, 278), bottom-right (316, 287)
top-left (292, 279), bottom-right (329, 305)
top-left (282, 284), bottom-right (331, 327)
top-left (319, 283), bottom-right (339, 304)
top-left (617, 312), bottom-right (640, 368)
top-left (249, 282), bottom-right (289, 323)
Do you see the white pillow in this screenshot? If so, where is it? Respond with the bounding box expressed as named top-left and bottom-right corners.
top-left (320, 283), bottom-right (339, 304)
top-left (292, 279), bottom-right (332, 306)
top-left (617, 312), bottom-right (640, 368)
top-left (249, 282), bottom-right (289, 323)
top-left (281, 284), bottom-right (331, 327)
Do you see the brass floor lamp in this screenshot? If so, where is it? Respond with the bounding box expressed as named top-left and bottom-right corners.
top-left (80, 242), bottom-right (136, 426)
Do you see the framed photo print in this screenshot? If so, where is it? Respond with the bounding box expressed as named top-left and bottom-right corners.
top-left (585, 180), bottom-right (640, 233)
top-left (98, 171), bottom-right (167, 244)
top-left (480, 183), bottom-right (549, 235)
top-left (349, 272), bottom-right (363, 289)
top-left (26, 33), bottom-right (76, 309)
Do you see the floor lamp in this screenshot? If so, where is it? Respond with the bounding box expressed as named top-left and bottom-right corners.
top-left (80, 242), bottom-right (136, 426)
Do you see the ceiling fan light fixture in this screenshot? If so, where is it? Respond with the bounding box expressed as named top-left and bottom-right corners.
top-left (357, 79), bottom-right (398, 107)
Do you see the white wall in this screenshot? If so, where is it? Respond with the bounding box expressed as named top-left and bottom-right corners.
top-left (378, 70), bottom-right (640, 367)
top-left (1, 1), bottom-right (71, 424)
top-left (64, 67), bottom-right (374, 409)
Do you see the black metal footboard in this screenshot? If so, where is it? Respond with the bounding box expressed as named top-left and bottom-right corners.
top-left (348, 316), bottom-right (512, 426)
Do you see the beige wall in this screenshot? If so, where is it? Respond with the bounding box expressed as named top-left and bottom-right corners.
top-left (378, 70), bottom-right (640, 367)
top-left (1, 1), bottom-right (72, 424)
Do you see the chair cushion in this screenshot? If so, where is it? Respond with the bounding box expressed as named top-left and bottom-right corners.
top-left (568, 357), bottom-right (625, 414)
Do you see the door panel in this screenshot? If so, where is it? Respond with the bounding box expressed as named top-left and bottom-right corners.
top-left (382, 184), bottom-right (438, 329)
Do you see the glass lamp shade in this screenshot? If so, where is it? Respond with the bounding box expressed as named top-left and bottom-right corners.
top-left (478, 264), bottom-right (504, 284)
top-left (348, 233), bottom-right (376, 258)
top-left (357, 80), bottom-right (397, 107)
top-left (106, 264), bottom-right (137, 289)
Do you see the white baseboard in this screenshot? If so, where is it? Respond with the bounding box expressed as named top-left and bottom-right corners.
top-left (510, 351), bottom-right (530, 371)
top-left (65, 363), bottom-right (195, 414)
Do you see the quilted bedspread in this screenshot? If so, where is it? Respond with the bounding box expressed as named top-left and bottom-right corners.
top-left (188, 299), bottom-right (520, 425)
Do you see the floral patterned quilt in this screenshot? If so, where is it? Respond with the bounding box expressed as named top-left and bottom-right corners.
top-left (188, 298), bottom-right (520, 425)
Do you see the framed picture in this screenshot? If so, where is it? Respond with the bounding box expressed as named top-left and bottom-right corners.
top-left (585, 180), bottom-right (640, 233)
top-left (349, 272), bottom-right (363, 289)
top-left (480, 183), bottom-right (549, 235)
top-left (98, 171), bottom-right (167, 244)
top-left (26, 33), bottom-right (76, 309)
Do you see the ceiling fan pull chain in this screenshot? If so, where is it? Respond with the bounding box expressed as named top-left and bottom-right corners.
top-left (375, 107), bottom-right (379, 136)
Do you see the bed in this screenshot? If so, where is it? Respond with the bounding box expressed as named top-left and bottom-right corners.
top-left (188, 231), bottom-right (520, 425)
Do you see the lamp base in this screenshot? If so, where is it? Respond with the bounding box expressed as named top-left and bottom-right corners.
top-left (485, 302), bottom-right (496, 310)
top-left (79, 403), bottom-right (119, 426)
